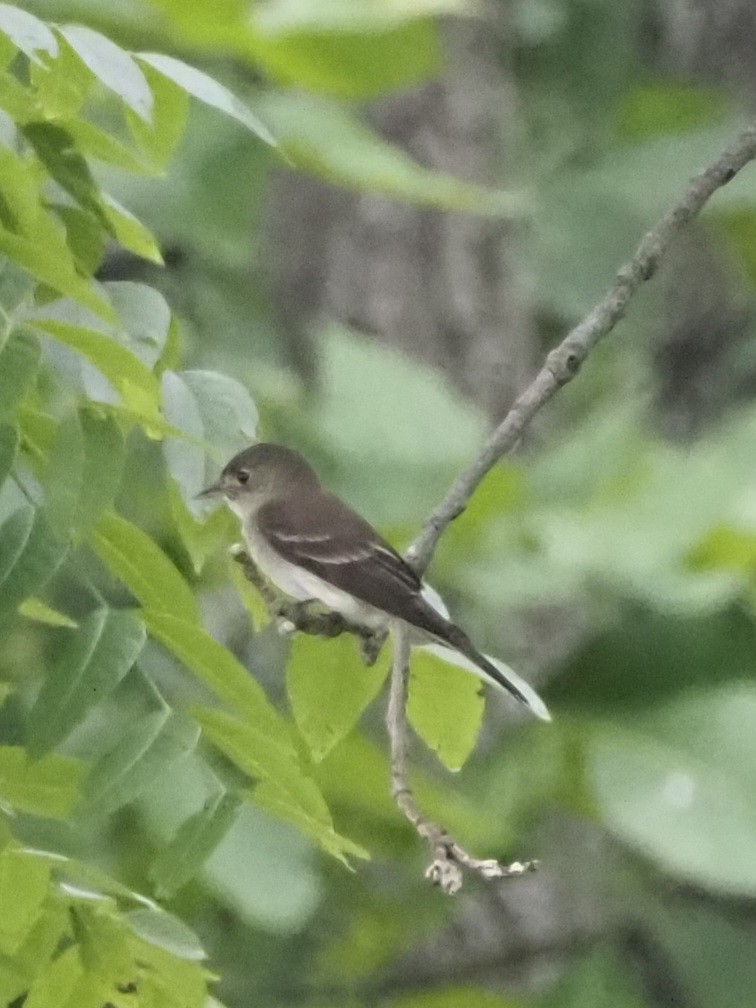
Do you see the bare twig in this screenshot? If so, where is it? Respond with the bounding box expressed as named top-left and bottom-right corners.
top-left (390, 120), bottom-right (756, 888)
top-left (406, 121), bottom-right (756, 573)
top-left (387, 627), bottom-right (537, 894)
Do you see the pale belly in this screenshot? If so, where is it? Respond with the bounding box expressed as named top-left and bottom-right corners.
top-left (242, 520), bottom-right (387, 629)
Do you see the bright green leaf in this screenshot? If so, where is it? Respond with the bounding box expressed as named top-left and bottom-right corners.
top-left (28, 607), bottom-right (146, 756)
top-left (407, 647), bottom-right (484, 771)
top-left (24, 945), bottom-right (82, 1008)
top-left (0, 147), bottom-right (42, 236)
top-left (91, 510), bottom-right (199, 622)
top-left (287, 633), bottom-right (387, 762)
top-left (18, 597), bottom-right (78, 628)
top-left (0, 746), bottom-right (85, 818)
top-left (99, 193), bottom-right (163, 263)
top-left (0, 847), bottom-right (50, 955)
top-left (53, 205), bottom-right (105, 276)
top-left (142, 610), bottom-right (285, 737)
top-left (168, 479), bottom-right (236, 576)
top-left (149, 790), bottom-right (241, 898)
top-left (27, 315), bottom-right (161, 415)
top-left (0, 218), bottom-right (113, 320)
top-left (30, 33), bottom-right (90, 119)
top-left (59, 117), bottom-right (147, 173)
top-left (193, 706), bottom-right (365, 862)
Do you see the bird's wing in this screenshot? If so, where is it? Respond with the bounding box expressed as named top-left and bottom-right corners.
top-left (258, 492), bottom-right (539, 713)
top-left (257, 491), bottom-right (423, 613)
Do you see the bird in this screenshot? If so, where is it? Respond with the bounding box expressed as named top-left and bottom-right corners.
top-left (199, 443), bottom-right (547, 717)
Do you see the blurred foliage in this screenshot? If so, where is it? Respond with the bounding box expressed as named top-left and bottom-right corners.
top-left (2, 0), bottom-right (756, 1007)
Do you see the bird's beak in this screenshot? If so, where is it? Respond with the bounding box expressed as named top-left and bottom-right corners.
top-left (196, 481), bottom-right (223, 500)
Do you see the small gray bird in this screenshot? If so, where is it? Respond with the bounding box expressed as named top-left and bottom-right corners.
top-left (199, 443), bottom-right (544, 715)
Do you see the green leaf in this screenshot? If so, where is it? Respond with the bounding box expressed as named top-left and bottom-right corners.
top-left (313, 326), bottom-right (486, 524)
top-left (0, 218), bottom-right (113, 320)
top-left (126, 60), bottom-right (189, 171)
top-left (104, 281), bottom-right (171, 368)
top-left (590, 685), bottom-right (756, 896)
top-left (253, 775), bottom-right (368, 863)
top-left (149, 790), bottom-right (241, 898)
top-left (18, 598), bottom-right (78, 628)
top-left (0, 4), bottom-right (57, 64)
top-left (0, 847), bottom-right (50, 955)
top-left (76, 409), bottom-right (125, 534)
top-left (30, 33), bottom-right (91, 119)
top-left (618, 81), bottom-right (725, 141)
top-left (0, 746), bottom-right (85, 818)
top-left (245, 16), bottom-right (441, 99)
top-left (0, 147), bottom-right (42, 236)
top-left (42, 408), bottom-right (84, 538)
top-left (58, 117), bottom-right (147, 173)
top-left (91, 511), bottom-right (199, 622)
top-left (99, 193), bottom-right (163, 263)
top-left (28, 607), bottom-right (146, 757)
top-left (161, 368), bottom-right (257, 509)
top-left (27, 314), bottom-right (161, 415)
top-left (168, 479), bottom-right (236, 577)
top-left (550, 601), bottom-right (756, 712)
top-left (0, 900), bottom-right (68, 1005)
top-left (287, 634), bottom-right (387, 762)
top-left (21, 122), bottom-right (102, 221)
top-left (142, 610), bottom-right (285, 737)
top-left (53, 205), bottom-right (105, 276)
top-left (0, 508), bottom-right (67, 622)
top-left (59, 24), bottom-right (152, 122)
top-left (24, 945), bottom-right (82, 1008)
top-left (137, 52), bottom-right (276, 146)
top-left (0, 328), bottom-right (40, 420)
top-left (122, 908), bottom-right (206, 961)
top-left (0, 422), bottom-right (18, 492)
top-left (84, 709), bottom-right (200, 817)
top-left (193, 706), bottom-right (365, 862)
top-left (407, 647), bottom-right (484, 771)
top-left (260, 92), bottom-right (526, 215)
top-left (39, 407), bottom-right (124, 540)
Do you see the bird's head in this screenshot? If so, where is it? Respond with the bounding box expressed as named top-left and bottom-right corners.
top-left (197, 443), bottom-right (318, 514)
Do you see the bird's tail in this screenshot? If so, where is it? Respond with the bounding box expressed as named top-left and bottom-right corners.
top-left (405, 591), bottom-right (550, 720)
top-left (437, 621), bottom-right (532, 707)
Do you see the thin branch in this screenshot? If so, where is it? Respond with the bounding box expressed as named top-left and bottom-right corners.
top-left (389, 120), bottom-right (756, 887)
top-left (406, 121), bottom-right (756, 572)
top-left (387, 626), bottom-right (537, 894)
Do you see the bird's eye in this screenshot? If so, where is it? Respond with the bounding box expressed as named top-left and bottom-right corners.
top-left (237, 470), bottom-right (250, 484)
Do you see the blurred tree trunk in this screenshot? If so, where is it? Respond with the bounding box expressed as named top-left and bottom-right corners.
top-left (267, 11), bottom-right (536, 420)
